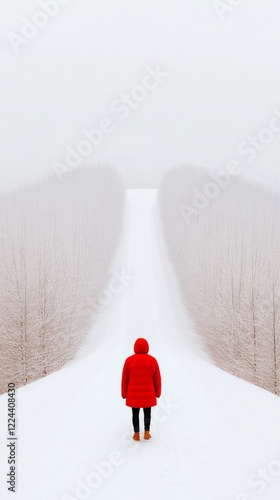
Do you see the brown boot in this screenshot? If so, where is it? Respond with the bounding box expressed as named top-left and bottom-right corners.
top-left (133, 432), bottom-right (140, 441)
top-left (144, 431), bottom-right (151, 440)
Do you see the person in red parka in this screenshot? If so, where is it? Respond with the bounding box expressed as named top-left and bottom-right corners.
top-left (121, 338), bottom-right (161, 441)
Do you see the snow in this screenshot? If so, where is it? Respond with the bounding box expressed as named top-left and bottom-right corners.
top-left (1, 189), bottom-right (280, 500)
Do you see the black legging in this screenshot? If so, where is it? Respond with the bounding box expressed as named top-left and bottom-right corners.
top-left (132, 407), bottom-right (151, 432)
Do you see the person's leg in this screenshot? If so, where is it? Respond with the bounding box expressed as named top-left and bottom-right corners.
top-left (132, 408), bottom-right (140, 433)
top-left (143, 407), bottom-right (151, 431)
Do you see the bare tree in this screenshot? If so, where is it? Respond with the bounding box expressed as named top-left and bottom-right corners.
top-left (159, 165), bottom-right (280, 395)
top-left (0, 165), bottom-right (124, 394)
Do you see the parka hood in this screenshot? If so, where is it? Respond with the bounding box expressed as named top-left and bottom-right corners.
top-left (134, 338), bottom-right (149, 354)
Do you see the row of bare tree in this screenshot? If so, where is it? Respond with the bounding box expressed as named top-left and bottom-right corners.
top-left (0, 166), bottom-right (124, 394)
top-left (159, 165), bottom-right (280, 395)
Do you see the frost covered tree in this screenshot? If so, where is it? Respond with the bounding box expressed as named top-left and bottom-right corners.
top-left (159, 165), bottom-right (280, 395)
top-left (0, 165), bottom-right (124, 393)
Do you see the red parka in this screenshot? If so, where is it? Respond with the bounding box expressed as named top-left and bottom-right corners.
top-left (121, 338), bottom-right (161, 408)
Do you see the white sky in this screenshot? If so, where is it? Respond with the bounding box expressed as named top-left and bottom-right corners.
top-left (1, 0), bottom-right (280, 190)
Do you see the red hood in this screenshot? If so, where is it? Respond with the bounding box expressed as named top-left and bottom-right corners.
top-left (134, 338), bottom-right (149, 354)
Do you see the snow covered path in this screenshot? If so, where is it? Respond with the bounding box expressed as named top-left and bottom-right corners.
top-left (1, 189), bottom-right (280, 500)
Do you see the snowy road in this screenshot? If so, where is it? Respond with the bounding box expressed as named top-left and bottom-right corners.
top-left (1, 189), bottom-right (280, 500)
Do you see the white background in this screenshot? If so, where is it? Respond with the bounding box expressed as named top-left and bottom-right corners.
top-left (1, 0), bottom-right (280, 190)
